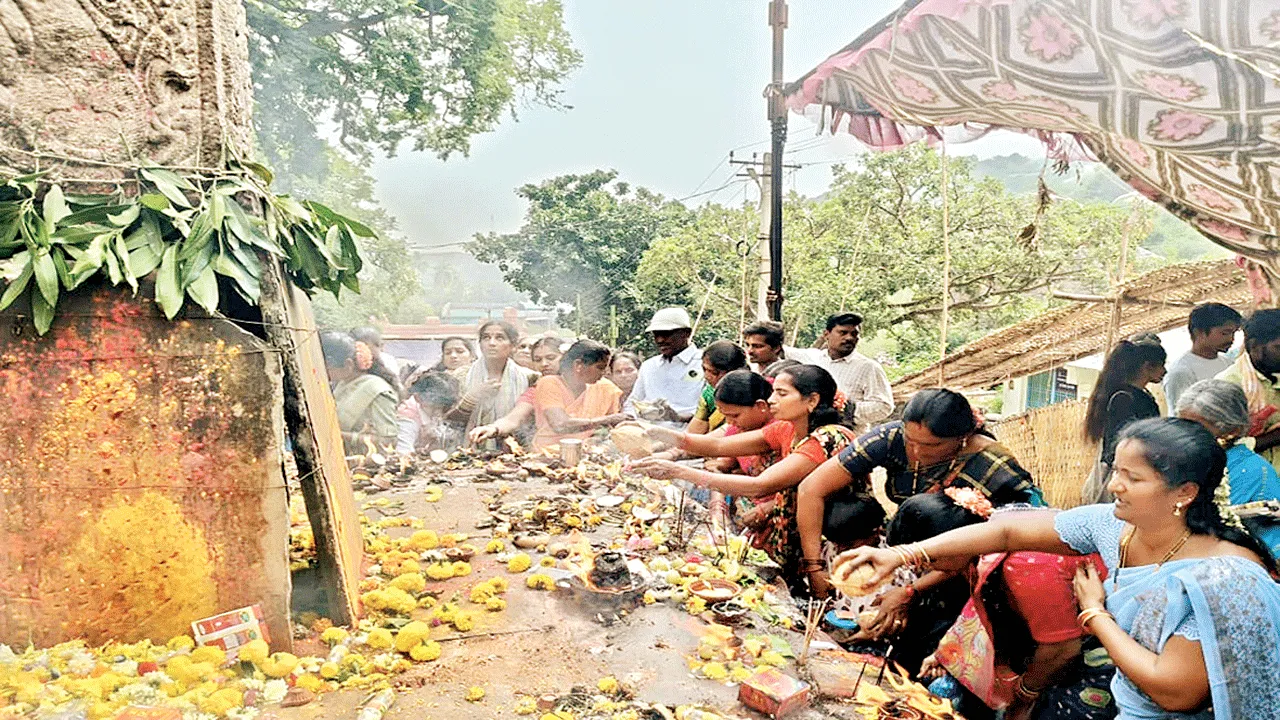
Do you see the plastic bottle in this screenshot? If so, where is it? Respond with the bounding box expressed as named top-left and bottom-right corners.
top-left (356, 689), bottom-right (396, 720)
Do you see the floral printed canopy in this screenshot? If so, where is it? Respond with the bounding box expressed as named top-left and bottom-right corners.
top-left (786, 0), bottom-right (1280, 281)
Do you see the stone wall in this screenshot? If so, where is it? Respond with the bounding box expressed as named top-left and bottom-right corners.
top-left (0, 0), bottom-right (252, 174)
top-left (0, 281), bottom-right (291, 647)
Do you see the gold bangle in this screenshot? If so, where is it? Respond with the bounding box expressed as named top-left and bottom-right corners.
top-left (890, 546), bottom-right (913, 567)
top-left (1077, 607), bottom-right (1113, 631)
top-left (1014, 677), bottom-right (1042, 701)
top-left (914, 542), bottom-right (933, 566)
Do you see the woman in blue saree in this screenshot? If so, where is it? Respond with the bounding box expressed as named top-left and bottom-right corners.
top-left (833, 417), bottom-right (1280, 719)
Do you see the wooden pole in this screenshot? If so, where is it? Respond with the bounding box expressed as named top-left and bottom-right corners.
top-left (1104, 204), bottom-right (1138, 352)
top-left (692, 272), bottom-right (718, 337)
top-left (938, 141), bottom-right (951, 386)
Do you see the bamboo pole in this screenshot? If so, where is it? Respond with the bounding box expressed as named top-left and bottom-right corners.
top-left (1104, 204), bottom-right (1138, 352)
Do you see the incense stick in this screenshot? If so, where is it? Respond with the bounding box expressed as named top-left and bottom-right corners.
top-left (799, 598), bottom-right (829, 665)
top-left (876, 644), bottom-right (894, 686)
top-left (674, 487), bottom-right (687, 549)
top-left (852, 662), bottom-right (867, 696)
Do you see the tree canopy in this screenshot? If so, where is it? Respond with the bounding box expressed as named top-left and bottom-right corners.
top-left (248, 0), bottom-right (582, 186)
top-left (468, 170), bottom-right (692, 345)
top-left (632, 145), bottom-right (1158, 373)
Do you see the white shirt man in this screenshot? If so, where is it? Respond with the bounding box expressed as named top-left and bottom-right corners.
top-left (795, 314), bottom-right (893, 433)
top-left (1163, 303), bottom-right (1242, 413)
top-left (623, 308), bottom-right (705, 421)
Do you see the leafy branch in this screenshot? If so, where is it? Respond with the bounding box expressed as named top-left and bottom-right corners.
top-left (0, 165), bottom-right (370, 334)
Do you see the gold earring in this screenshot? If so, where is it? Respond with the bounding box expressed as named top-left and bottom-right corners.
top-left (1174, 502), bottom-right (1185, 517)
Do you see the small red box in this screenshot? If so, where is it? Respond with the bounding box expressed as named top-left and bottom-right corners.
top-left (192, 605), bottom-right (270, 658)
top-left (738, 668), bottom-right (810, 718)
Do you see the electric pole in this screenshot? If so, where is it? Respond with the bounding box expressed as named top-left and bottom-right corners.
top-left (767, 0), bottom-right (788, 321)
top-left (731, 150), bottom-right (799, 321)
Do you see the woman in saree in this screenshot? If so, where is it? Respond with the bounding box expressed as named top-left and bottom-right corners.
top-left (798, 388), bottom-right (1043, 600)
top-left (633, 365), bottom-right (880, 591)
top-left (909, 499), bottom-right (1115, 720)
top-left (468, 336), bottom-right (565, 446)
top-left (688, 340), bottom-right (748, 435)
top-left (322, 331), bottom-right (400, 453)
top-left (835, 417), bottom-right (1280, 720)
top-left (529, 339), bottom-right (626, 449)
top-left (449, 320), bottom-right (536, 445)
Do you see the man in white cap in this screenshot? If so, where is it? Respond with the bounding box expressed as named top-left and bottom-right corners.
top-left (624, 307), bottom-right (704, 422)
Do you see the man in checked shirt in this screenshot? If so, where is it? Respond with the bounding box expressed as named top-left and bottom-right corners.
top-left (792, 313), bottom-right (894, 434)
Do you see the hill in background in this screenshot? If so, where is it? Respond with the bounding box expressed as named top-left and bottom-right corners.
top-left (975, 154), bottom-right (1227, 262)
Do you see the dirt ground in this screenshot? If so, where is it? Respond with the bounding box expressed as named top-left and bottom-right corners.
top-left (277, 466), bottom-right (874, 720)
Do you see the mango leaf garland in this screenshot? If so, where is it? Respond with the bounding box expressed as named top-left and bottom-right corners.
top-left (0, 167), bottom-right (368, 332)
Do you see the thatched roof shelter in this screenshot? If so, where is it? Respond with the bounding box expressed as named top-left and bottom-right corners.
top-left (892, 259), bottom-right (1251, 400)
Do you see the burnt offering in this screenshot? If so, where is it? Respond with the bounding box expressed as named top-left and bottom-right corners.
top-left (555, 553), bottom-right (649, 625)
top-left (588, 552), bottom-right (632, 589)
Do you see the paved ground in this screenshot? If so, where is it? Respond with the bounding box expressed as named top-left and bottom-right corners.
top-left (277, 465), bottom-right (865, 720)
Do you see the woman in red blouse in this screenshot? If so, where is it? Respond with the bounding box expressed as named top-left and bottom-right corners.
top-left (632, 365), bottom-right (882, 590)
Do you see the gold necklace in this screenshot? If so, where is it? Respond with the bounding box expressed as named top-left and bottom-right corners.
top-left (1119, 527), bottom-right (1192, 569)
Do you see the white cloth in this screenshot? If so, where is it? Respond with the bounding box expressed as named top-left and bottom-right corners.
top-left (624, 344), bottom-right (704, 417)
top-left (1164, 351), bottom-right (1231, 414)
top-left (799, 349), bottom-right (894, 433)
top-left (380, 351), bottom-right (401, 376)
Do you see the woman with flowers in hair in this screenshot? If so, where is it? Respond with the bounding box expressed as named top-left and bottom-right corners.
top-left (798, 389), bottom-right (1043, 602)
top-left (906, 495), bottom-right (1116, 720)
top-left (1176, 379), bottom-right (1280, 557)
top-left (321, 331), bottom-right (400, 453)
top-left (631, 365), bottom-right (868, 590)
top-left (835, 417), bottom-right (1280, 720)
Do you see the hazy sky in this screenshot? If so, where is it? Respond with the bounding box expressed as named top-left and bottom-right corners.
top-left (371, 0), bottom-right (1045, 250)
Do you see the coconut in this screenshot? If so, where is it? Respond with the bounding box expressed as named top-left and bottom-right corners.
top-left (611, 425), bottom-right (654, 458)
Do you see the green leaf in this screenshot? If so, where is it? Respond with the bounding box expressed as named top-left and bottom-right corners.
top-left (125, 214), bottom-right (164, 251)
top-left (214, 251), bottom-right (261, 302)
top-left (70, 235), bottom-right (108, 276)
top-left (155, 245), bottom-right (182, 319)
top-left (140, 193), bottom-right (171, 211)
top-left (31, 287), bottom-right (53, 335)
top-left (128, 243), bottom-right (163, 278)
top-left (51, 248), bottom-right (71, 288)
top-left (141, 168), bottom-right (192, 208)
top-left (0, 213), bottom-right (18, 249)
top-left (58, 203), bottom-right (130, 228)
top-left (42, 185), bottom-right (70, 227)
top-left (208, 192), bottom-right (226, 230)
top-left (33, 251), bottom-right (58, 306)
top-left (107, 203), bottom-right (141, 228)
top-left (275, 195), bottom-right (309, 219)
top-left (0, 261), bottom-right (33, 311)
top-left (6, 170), bottom-right (48, 193)
top-left (104, 246), bottom-right (122, 285)
top-left (186, 265), bottom-right (219, 313)
top-left (114, 232), bottom-right (137, 292)
top-left (141, 167), bottom-right (197, 192)
top-left (238, 161), bottom-right (274, 185)
top-left (63, 193), bottom-right (120, 207)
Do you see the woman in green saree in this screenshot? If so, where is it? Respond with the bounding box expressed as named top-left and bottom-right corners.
top-left (322, 331), bottom-right (399, 453)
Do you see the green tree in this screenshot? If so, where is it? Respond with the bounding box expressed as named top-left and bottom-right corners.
top-left (248, 0), bottom-right (582, 187)
top-left (634, 145), bottom-right (1154, 377)
top-left (468, 170), bottom-right (692, 345)
top-left (632, 203), bottom-right (760, 345)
